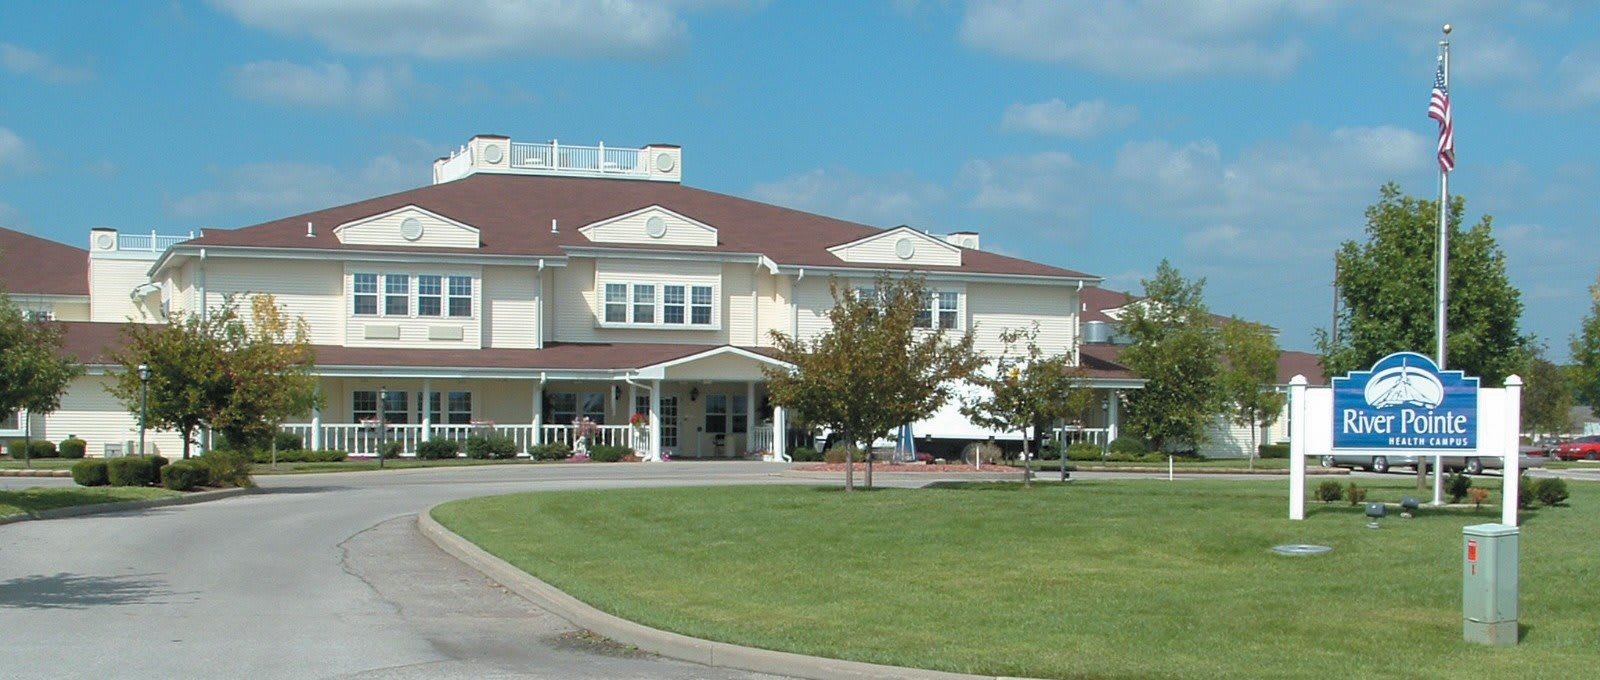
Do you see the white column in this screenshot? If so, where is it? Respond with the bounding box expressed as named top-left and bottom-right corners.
top-left (1289, 375), bottom-right (1308, 520)
top-left (1503, 376), bottom-right (1523, 527)
top-left (532, 380), bottom-right (544, 445)
top-left (773, 405), bottom-right (788, 460)
top-left (745, 381), bottom-right (756, 453)
top-left (310, 400), bottom-right (323, 451)
top-left (420, 379), bottom-right (433, 443)
top-left (1106, 390), bottom-right (1120, 443)
top-left (649, 380), bottom-right (662, 460)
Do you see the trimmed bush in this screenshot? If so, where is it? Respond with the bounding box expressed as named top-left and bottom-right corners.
top-left (1345, 482), bottom-right (1367, 506)
top-left (1535, 477), bottom-right (1569, 507)
top-left (1446, 473), bottom-right (1472, 504)
top-left (29, 440), bottom-right (58, 459)
top-left (1108, 436), bottom-right (1146, 458)
top-left (1518, 475), bottom-right (1535, 509)
top-left (250, 449), bottom-right (349, 463)
top-left (6, 439), bottom-right (25, 458)
top-left (1037, 441), bottom-right (1062, 461)
top-left (274, 431), bottom-right (305, 452)
top-left (1316, 480), bottom-right (1343, 503)
top-left (789, 446), bottom-right (821, 462)
top-left (59, 437), bottom-right (87, 459)
top-left (590, 445), bottom-right (630, 462)
top-left (149, 455), bottom-right (168, 483)
top-left (1065, 442), bottom-right (1102, 461)
top-left (464, 434), bottom-right (518, 460)
top-left (377, 441), bottom-right (404, 459)
top-left (199, 450), bottom-right (254, 488)
top-left (529, 443), bottom-right (571, 461)
top-left (161, 461), bottom-right (209, 491)
top-left (71, 459), bottom-right (109, 487)
top-left (1258, 443), bottom-right (1290, 459)
top-left (107, 457), bottom-right (156, 487)
top-left (416, 439), bottom-right (461, 460)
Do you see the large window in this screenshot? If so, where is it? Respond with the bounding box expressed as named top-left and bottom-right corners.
top-left (353, 272), bottom-right (472, 318)
top-left (353, 390), bottom-right (409, 424)
top-left (703, 394), bottom-right (749, 434)
top-left (915, 291), bottom-right (961, 330)
top-left (0, 409), bottom-right (21, 435)
top-left (600, 281), bottom-right (715, 328)
top-left (548, 392), bottom-right (607, 425)
top-left (420, 391), bottom-right (473, 424)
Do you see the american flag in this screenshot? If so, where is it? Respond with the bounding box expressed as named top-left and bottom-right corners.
top-left (1428, 60), bottom-right (1454, 172)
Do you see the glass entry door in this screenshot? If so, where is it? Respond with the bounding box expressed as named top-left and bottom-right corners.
top-left (660, 396), bottom-right (679, 449)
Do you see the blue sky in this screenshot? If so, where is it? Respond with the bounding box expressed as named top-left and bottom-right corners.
top-left (2, 1), bottom-right (1596, 359)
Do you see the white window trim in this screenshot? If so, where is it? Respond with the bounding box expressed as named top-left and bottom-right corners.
top-left (350, 270), bottom-right (478, 320)
top-left (595, 279), bottom-right (721, 331)
top-left (0, 409), bottom-right (27, 437)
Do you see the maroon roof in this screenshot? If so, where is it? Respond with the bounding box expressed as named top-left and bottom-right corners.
top-left (183, 173), bottom-right (1093, 279)
top-left (1077, 344), bottom-right (1137, 380)
top-left (58, 321), bottom-right (127, 363)
top-left (1079, 343), bottom-right (1325, 387)
top-left (0, 227), bottom-right (88, 296)
top-left (1080, 286), bottom-right (1135, 323)
top-left (1277, 350), bottom-right (1327, 386)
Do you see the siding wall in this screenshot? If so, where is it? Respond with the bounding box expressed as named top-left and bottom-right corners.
top-left (581, 208), bottom-right (717, 247)
top-left (42, 375), bottom-right (187, 458)
top-left (200, 259), bottom-right (346, 344)
top-left (335, 207), bottom-right (480, 249)
top-left (339, 264), bottom-right (483, 349)
top-left (482, 265), bottom-right (539, 348)
top-left (89, 258), bottom-right (162, 322)
top-left (831, 230), bottom-right (961, 267)
top-left (967, 282), bottom-right (1076, 356)
top-left (552, 258), bottom-right (728, 345)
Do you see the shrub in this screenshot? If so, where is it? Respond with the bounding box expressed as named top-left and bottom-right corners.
top-left (161, 461), bottom-right (209, 491)
top-left (71, 459), bottom-right (109, 487)
top-left (274, 431), bottom-right (305, 452)
top-left (199, 450), bottom-right (254, 488)
top-left (1345, 482), bottom-right (1367, 506)
top-left (789, 446), bottom-right (821, 462)
top-left (107, 457), bottom-right (156, 487)
top-left (1518, 475), bottom-right (1534, 509)
top-left (1535, 477), bottom-right (1569, 507)
top-left (1258, 443), bottom-right (1290, 459)
top-left (59, 437), bottom-right (87, 459)
top-left (307, 450), bottom-right (348, 462)
top-left (1467, 487), bottom-right (1490, 510)
top-left (30, 440), bottom-right (58, 459)
top-left (1446, 473), bottom-right (1472, 504)
top-left (590, 445), bottom-right (630, 463)
top-left (824, 446), bottom-right (863, 464)
top-left (1108, 436), bottom-right (1146, 458)
top-left (464, 434), bottom-right (518, 460)
top-left (6, 439), bottom-right (24, 458)
top-left (149, 455), bottom-right (168, 483)
top-left (1037, 440), bottom-right (1062, 461)
top-left (1066, 442), bottom-right (1102, 461)
top-left (529, 443), bottom-right (571, 461)
top-left (251, 449), bottom-right (348, 463)
top-left (416, 439), bottom-right (461, 460)
top-left (1316, 480), bottom-right (1343, 503)
top-left (377, 441), bottom-right (404, 459)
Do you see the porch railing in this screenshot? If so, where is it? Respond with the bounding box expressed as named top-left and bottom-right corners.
top-left (283, 422), bottom-right (647, 455)
top-left (539, 424), bottom-right (633, 448)
top-left (1052, 427), bottom-right (1110, 451)
top-left (749, 425), bottom-right (774, 454)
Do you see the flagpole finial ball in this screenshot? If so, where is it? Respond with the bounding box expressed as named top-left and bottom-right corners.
top-left (1442, 23), bottom-right (1452, 34)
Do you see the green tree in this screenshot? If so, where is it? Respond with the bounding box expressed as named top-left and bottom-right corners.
top-left (0, 290), bottom-right (84, 467)
top-left (1118, 260), bottom-right (1225, 453)
top-left (109, 305), bottom-right (232, 459)
top-left (765, 274), bottom-right (981, 491)
top-left (1319, 183), bottom-right (1530, 385)
top-left (961, 324), bottom-right (1094, 486)
top-left (1521, 346), bottom-right (1572, 439)
top-left (1572, 275), bottom-right (1600, 412)
top-left (209, 295), bottom-right (321, 453)
top-left (1219, 317), bottom-right (1285, 470)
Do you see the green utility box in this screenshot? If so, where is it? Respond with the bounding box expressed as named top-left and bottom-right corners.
top-left (1462, 523), bottom-right (1519, 645)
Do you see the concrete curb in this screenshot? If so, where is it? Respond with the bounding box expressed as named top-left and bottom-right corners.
top-left (0, 469), bottom-right (73, 477)
top-left (779, 470), bottom-right (1024, 483)
top-left (419, 508), bottom-right (1027, 680)
top-left (0, 487), bottom-right (258, 526)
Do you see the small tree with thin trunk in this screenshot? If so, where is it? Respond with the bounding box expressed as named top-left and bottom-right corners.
top-left (210, 295), bottom-right (321, 455)
top-left (764, 273), bottom-right (981, 491)
top-left (109, 305), bottom-right (233, 459)
top-left (1521, 345), bottom-right (1571, 440)
top-left (962, 324), bottom-right (1092, 486)
top-left (0, 290), bottom-right (83, 467)
top-left (1572, 274), bottom-right (1600, 414)
top-left (1219, 317), bottom-right (1285, 470)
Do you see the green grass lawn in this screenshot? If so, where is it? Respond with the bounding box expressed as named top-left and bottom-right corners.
top-left (252, 457), bottom-right (540, 474)
top-left (435, 478), bottom-right (1598, 680)
top-left (1019, 458), bottom-right (1293, 471)
top-left (0, 486), bottom-right (178, 518)
top-left (0, 459), bottom-right (80, 470)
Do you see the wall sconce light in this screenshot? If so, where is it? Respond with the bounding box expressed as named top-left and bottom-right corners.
top-left (614, 384), bottom-right (622, 401)
top-left (689, 387), bottom-right (699, 402)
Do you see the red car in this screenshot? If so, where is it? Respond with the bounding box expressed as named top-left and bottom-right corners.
top-left (1553, 435), bottom-right (1600, 461)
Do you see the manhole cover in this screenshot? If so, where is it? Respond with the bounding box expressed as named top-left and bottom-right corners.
top-left (1272, 544), bottom-right (1333, 556)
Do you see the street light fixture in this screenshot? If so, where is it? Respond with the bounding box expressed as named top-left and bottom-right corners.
top-left (137, 363), bottom-right (150, 457)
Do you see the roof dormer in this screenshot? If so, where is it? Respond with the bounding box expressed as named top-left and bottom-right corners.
top-left (333, 205), bottom-right (480, 249)
top-left (579, 205), bottom-right (718, 247)
top-left (827, 225), bottom-right (963, 267)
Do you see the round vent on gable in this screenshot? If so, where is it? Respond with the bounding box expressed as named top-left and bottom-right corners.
top-left (483, 143), bottom-right (504, 164)
top-left (646, 216), bottom-right (667, 239)
top-left (895, 237), bottom-right (916, 260)
top-left (95, 233), bottom-right (115, 250)
top-left (400, 217), bottom-right (424, 241)
top-left (655, 152), bottom-right (675, 173)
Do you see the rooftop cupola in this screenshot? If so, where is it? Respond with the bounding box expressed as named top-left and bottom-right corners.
top-left (432, 135), bottom-right (682, 184)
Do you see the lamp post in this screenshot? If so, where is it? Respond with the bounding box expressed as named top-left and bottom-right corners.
top-left (376, 385), bottom-right (387, 469)
top-left (137, 363), bottom-right (150, 457)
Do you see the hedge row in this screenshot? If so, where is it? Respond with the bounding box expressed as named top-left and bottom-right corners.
top-left (71, 451), bottom-right (254, 491)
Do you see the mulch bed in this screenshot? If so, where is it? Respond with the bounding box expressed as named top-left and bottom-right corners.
top-left (792, 463), bottom-right (1016, 473)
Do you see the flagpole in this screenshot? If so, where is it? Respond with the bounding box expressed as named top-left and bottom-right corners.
top-left (1435, 24), bottom-right (1451, 369)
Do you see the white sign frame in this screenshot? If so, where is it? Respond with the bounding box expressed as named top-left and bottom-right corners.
top-left (1288, 374), bottom-right (1523, 526)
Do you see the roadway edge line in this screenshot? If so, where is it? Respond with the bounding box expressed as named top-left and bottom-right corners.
top-left (418, 505), bottom-right (1029, 680)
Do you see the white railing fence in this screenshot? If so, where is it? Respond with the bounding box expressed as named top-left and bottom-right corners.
top-left (508, 140), bottom-right (647, 178)
top-left (117, 230), bottom-right (194, 252)
top-left (538, 424), bottom-right (633, 448)
top-left (749, 425), bottom-right (774, 454)
top-left (283, 422), bottom-right (642, 456)
top-left (1052, 427), bottom-right (1110, 451)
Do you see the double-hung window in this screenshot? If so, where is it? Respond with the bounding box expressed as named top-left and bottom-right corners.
top-left (417, 275), bottom-right (442, 316)
top-left (915, 291), bottom-right (961, 329)
top-left (604, 284), bottom-right (628, 322)
top-left (548, 392), bottom-right (607, 425)
top-left (600, 280), bottom-right (716, 328)
top-left (690, 286), bottom-right (713, 325)
top-left (353, 389), bottom-right (409, 424)
top-left (353, 273), bottom-right (379, 315)
top-left (662, 285), bottom-right (685, 324)
top-left (447, 276), bottom-right (472, 317)
top-left (385, 275), bottom-right (410, 316)
top-left (421, 391), bottom-right (473, 424)
top-left (632, 284), bottom-right (656, 323)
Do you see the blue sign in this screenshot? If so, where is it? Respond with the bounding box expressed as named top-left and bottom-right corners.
top-left (1332, 352), bottom-right (1478, 450)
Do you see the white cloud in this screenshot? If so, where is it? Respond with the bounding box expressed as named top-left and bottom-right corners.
top-left (960, 151), bottom-right (1099, 218)
top-left (230, 61), bottom-right (417, 111)
top-left (0, 43), bottom-right (92, 83)
top-left (209, 0), bottom-right (723, 59)
top-left (1556, 48), bottom-right (1600, 106)
top-left (959, 0), bottom-right (1320, 78)
top-left (169, 152), bottom-right (426, 219)
top-left (750, 168), bottom-right (946, 228)
top-left (1000, 98), bottom-right (1137, 139)
top-left (0, 127), bottom-right (34, 174)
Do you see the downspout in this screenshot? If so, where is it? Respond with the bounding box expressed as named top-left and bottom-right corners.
top-left (535, 258), bottom-right (546, 349)
top-left (198, 248), bottom-right (208, 323)
top-left (1073, 279), bottom-right (1084, 366)
top-left (791, 267), bottom-right (805, 338)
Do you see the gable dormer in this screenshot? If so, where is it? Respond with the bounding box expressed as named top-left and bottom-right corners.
top-left (333, 205), bottom-right (480, 249)
top-left (579, 205), bottom-right (718, 248)
top-left (827, 226), bottom-right (962, 267)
